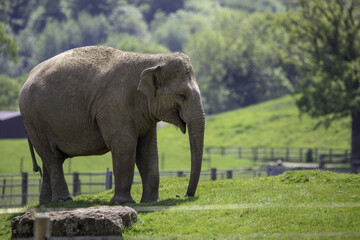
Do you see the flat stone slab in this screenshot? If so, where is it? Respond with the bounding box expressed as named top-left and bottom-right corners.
top-left (11, 206), bottom-right (137, 238)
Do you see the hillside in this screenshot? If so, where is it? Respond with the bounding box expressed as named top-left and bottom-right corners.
top-left (1, 170), bottom-right (359, 239)
top-left (158, 95), bottom-right (351, 149)
top-left (0, 96), bottom-right (351, 173)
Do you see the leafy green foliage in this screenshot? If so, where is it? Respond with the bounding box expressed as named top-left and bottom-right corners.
top-left (281, 0), bottom-right (360, 120)
top-left (151, 10), bottom-right (209, 51)
top-left (185, 9), bottom-right (292, 113)
top-left (0, 23), bottom-right (18, 62)
top-left (0, 74), bottom-right (25, 111)
top-left (109, 5), bottom-right (148, 38)
top-left (278, 0), bottom-right (360, 163)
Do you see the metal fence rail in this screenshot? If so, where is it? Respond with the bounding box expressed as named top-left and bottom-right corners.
top-left (205, 146), bottom-right (351, 163)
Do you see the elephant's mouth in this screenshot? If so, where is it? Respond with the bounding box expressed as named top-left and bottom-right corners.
top-left (178, 110), bottom-right (186, 134)
top-left (161, 109), bottom-right (186, 134)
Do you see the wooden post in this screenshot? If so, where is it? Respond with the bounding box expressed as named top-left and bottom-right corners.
top-left (253, 147), bottom-right (258, 161)
top-left (221, 147), bottom-right (225, 156)
top-left (34, 213), bottom-right (50, 240)
top-left (286, 148), bottom-right (289, 161)
top-left (105, 169), bottom-right (112, 190)
top-left (1, 179), bottom-right (6, 199)
top-left (226, 170), bottom-right (233, 179)
top-left (211, 168), bottom-right (217, 181)
top-left (73, 172), bottom-right (80, 196)
top-left (21, 172), bottom-right (28, 206)
top-left (238, 147), bottom-right (242, 159)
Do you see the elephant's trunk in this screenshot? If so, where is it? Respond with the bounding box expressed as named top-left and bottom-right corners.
top-left (186, 108), bottom-right (205, 197)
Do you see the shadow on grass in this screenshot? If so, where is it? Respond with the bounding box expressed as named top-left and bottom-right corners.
top-left (29, 194), bottom-right (199, 211)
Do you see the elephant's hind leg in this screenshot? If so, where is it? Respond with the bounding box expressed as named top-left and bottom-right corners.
top-left (39, 166), bottom-right (52, 204)
top-left (46, 158), bottom-right (72, 202)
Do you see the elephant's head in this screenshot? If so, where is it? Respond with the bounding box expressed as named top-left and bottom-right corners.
top-left (138, 53), bottom-right (205, 197)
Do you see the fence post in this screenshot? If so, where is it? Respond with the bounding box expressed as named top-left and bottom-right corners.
top-left (221, 147), bottom-right (225, 156)
top-left (286, 148), bottom-right (289, 161)
top-left (2, 179), bottom-right (6, 199)
top-left (21, 172), bottom-right (28, 206)
top-left (226, 170), bottom-right (233, 179)
top-left (105, 169), bottom-right (112, 190)
top-left (211, 168), bottom-right (217, 181)
top-left (253, 147), bottom-right (258, 161)
top-left (315, 148), bottom-right (318, 162)
top-left (73, 172), bottom-right (80, 196)
top-left (238, 147), bottom-right (242, 159)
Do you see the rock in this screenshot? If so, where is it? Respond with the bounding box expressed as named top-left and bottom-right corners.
top-left (11, 206), bottom-right (137, 238)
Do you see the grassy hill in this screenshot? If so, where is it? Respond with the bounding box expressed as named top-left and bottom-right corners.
top-left (0, 96), bottom-right (351, 173)
top-left (1, 170), bottom-right (359, 239)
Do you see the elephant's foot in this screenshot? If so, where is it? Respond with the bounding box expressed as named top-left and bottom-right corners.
top-left (140, 192), bottom-right (160, 203)
top-left (111, 194), bottom-right (136, 205)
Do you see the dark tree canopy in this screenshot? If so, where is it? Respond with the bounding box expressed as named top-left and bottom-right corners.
top-left (281, 0), bottom-right (360, 166)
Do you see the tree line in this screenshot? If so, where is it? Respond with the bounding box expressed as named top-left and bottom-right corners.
top-left (1, 0), bottom-right (360, 165)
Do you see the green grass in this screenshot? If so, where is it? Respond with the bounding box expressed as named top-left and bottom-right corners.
top-left (0, 96), bottom-right (351, 174)
top-left (1, 170), bottom-right (359, 239)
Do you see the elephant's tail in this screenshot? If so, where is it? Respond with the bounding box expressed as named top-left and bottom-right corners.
top-left (27, 137), bottom-right (42, 177)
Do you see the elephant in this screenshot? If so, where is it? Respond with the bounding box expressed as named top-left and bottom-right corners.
top-left (19, 46), bottom-right (205, 204)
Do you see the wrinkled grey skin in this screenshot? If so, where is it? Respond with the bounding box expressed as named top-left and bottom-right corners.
top-left (19, 46), bottom-right (205, 204)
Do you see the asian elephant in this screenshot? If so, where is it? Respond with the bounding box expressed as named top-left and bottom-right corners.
top-left (19, 46), bottom-right (205, 204)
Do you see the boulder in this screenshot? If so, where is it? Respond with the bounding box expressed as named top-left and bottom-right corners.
top-left (11, 206), bottom-right (137, 238)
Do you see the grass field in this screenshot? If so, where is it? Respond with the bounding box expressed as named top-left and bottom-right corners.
top-left (0, 96), bottom-right (351, 174)
top-left (0, 170), bottom-right (359, 239)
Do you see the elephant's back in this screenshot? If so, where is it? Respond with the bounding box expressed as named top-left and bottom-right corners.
top-left (19, 47), bottom-right (119, 157)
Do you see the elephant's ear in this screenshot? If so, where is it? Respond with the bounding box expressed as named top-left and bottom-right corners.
top-left (138, 65), bottom-right (163, 99)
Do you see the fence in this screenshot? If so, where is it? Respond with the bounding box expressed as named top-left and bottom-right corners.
top-left (205, 146), bottom-right (351, 164)
top-left (0, 168), bottom-right (266, 207)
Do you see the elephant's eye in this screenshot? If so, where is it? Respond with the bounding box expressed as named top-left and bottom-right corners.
top-left (176, 94), bottom-right (187, 102)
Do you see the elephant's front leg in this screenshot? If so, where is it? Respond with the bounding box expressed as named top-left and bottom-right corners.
top-left (136, 127), bottom-right (160, 203)
top-left (110, 137), bottom-right (137, 205)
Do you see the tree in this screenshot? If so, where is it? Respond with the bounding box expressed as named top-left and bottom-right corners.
top-left (0, 74), bottom-right (25, 110)
top-left (63, 0), bottom-right (118, 18)
top-left (281, 0), bottom-right (360, 168)
top-left (151, 10), bottom-right (209, 51)
top-left (133, 0), bottom-right (185, 22)
top-left (0, 23), bottom-right (18, 62)
top-left (109, 5), bottom-right (148, 38)
top-left (0, 0), bottom-right (39, 33)
top-left (185, 9), bottom-right (291, 113)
